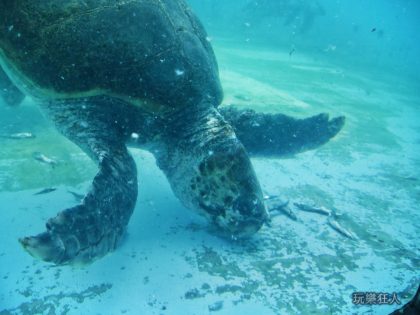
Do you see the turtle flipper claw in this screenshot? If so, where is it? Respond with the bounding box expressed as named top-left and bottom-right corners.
top-left (21, 152), bottom-right (137, 265)
top-left (20, 100), bottom-right (138, 265)
top-left (23, 151), bottom-right (138, 265)
top-left (305, 113), bottom-right (345, 143)
top-left (328, 115), bottom-right (346, 138)
top-left (19, 232), bottom-right (65, 264)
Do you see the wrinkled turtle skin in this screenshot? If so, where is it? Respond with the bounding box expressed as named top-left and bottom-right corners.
top-left (0, 0), bottom-right (345, 265)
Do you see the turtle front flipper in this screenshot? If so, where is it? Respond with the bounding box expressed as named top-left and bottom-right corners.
top-left (219, 107), bottom-right (345, 157)
top-left (0, 66), bottom-right (25, 106)
top-left (20, 98), bottom-right (138, 265)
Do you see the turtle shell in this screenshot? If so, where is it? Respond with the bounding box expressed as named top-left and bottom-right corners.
top-left (0, 0), bottom-right (222, 113)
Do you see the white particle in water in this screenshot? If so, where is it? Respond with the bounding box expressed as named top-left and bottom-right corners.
top-left (8, 25), bottom-right (14, 31)
top-left (175, 69), bottom-right (185, 76)
top-left (131, 133), bottom-right (139, 140)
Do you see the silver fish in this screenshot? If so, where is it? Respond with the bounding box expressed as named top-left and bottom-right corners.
top-left (33, 152), bottom-right (58, 167)
top-left (1, 132), bottom-right (36, 139)
top-left (67, 190), bottom-right (85, 202)
top-left (280, 205), bottom-right (298, 221)
top-left (264, 195), bottom-right (289, 207)
top-left (269, 204), bottom-right (298, 221)
top-left (263, 195), bottom-right (277, 201)
top-left (34, 188), bottom-right (57, 195)
top-left (327, 216), bottom-right (357, 240)
top-left (294, 202), bottom-right (332, 216)
top-left (265, 195), bottom-right (297, 221)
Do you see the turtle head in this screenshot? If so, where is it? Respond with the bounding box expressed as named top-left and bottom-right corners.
top-left (155, 104), bottom-right (269, 238)
top-left (194, 143), bottom-right (269, 238)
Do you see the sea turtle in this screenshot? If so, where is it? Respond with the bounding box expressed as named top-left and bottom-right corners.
top-left (0, 0), bottom-right (344, 265)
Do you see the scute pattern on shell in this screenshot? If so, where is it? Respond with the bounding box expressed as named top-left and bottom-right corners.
top-left (0, 0), bottom-right (222, 112)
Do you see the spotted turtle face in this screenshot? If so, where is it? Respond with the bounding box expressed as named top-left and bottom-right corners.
top-left (190, 144), bottom-right (268, 238)
top-left (153, 104), bottom-right (269, 239)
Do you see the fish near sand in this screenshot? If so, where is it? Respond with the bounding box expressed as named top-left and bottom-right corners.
top-left (32, 152), bottom-right (58, 167)
top-left (294, 202), bottom-right (332, 216)
top-left (67, 190), bottom-right (85, 203)
top-left (0, 132), bottom-right (35, 139)
top-left (266, 198), bottom-right (298, 221)
top-left (34, 188), bottom-right (57, 195)
top-left (327, 216), bottom-right (357, 240)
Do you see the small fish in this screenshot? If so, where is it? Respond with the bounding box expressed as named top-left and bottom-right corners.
top-left (34, 187), bottom-right (57, 195)
top-left (67, 190), bottom-right (85, 202)
top-left (289, 48), bottom-right (295, 57)
top-left (264, 195), bottom-right (296, 220)
top-left (371, 27), bottom-right (376, 32)
top-left (0, 132), bottom-right (36, 139)
top-left (294, 202), bottom-right (332, 216)
top-left (33, 152), bottom-right (58, 167)
top-left (263, 195), bottom-right (289, 202)
top-left (327, 216), bottom-right (357, 240)
top-left (269, 204), bottom-right (297, 221)
top-left (265, 196), bottom-right (290, 209)
top-left (278, 205), bottom-right (298, 221)
top-left (402, 176), bottom-right (418, 182)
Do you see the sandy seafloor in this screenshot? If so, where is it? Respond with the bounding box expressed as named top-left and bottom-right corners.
top-left (0, 41), bottom-right (419, 315)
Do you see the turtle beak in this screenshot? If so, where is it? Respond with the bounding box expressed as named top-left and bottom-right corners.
top-left (19, 232), bottom-right (65, 264)
top-left (198, 144), bottom-right (269, 238)
top-left (218, 148), bottom-right (269, 237)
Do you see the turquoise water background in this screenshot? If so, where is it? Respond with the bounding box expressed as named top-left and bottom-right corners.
top-left (1, 1), bottom-right (419, 314)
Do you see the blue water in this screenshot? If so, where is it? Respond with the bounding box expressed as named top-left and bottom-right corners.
top-left (1, 1), bottom-right (419, 315)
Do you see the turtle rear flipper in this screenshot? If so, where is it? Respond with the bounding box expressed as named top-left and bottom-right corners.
top-left (20, 98), bottom-right (138, 265)
top-left (389, 285), bottom-right (420, 315)
top-left (0, 66), bottom-right (25, 106)
top-left (219, 107), bottom-right (345, 157)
